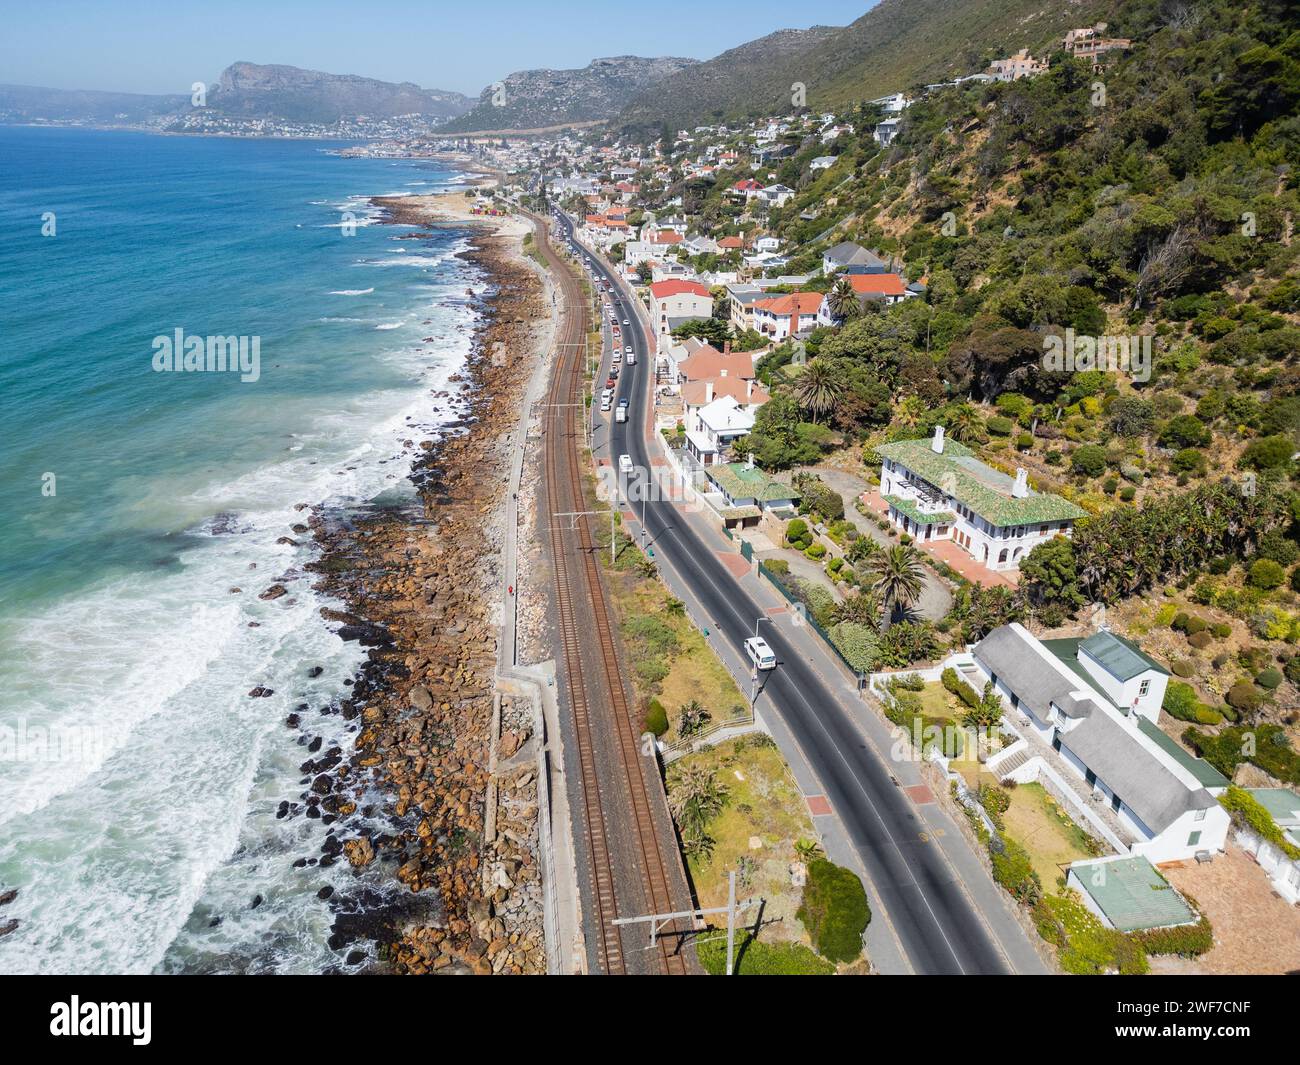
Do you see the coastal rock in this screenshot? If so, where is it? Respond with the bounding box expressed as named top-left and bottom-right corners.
top-left (258, 584), bottom-right (288, 601)
top-left (409, 684), bottom-right (433, 711)
top-left (248, 686), bottom-right (274, 698)
top-left (344, 838), bottom-right (376, 867)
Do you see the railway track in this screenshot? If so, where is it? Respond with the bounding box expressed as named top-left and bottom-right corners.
top-left (530, 211), bottom-right (689, 976)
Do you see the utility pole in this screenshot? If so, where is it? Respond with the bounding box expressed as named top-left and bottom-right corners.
top-left (612, 870), bottom-right (756, 974)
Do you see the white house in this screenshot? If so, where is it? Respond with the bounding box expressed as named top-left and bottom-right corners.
top-left (875, 426), bottom-right (1085, 571)
top-left (810, 155), bottom-right (838, 171)
top-left (822, 241), bottom-right (888, 276)
top-left (760, 184), bottom-right (795, 207)
top-left (684, 395), bottom-right (755, 467)
top-left (1234, 789), bottom-right (1300, 904)
top-left (751, 292), bottom-right (823, 341)
top-left (969, 623), bottom-right (1232, 864)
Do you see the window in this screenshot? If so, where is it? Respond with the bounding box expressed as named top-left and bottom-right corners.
top-left (1139, 679), bottom-right (1150, 697)
top-left (1194, 808), bottom-right (1206, 822)
top-left (1188, 831), bottom-right (1202, 847)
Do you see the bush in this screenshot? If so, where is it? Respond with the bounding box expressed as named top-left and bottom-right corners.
top-left (987, 415), bottom-right (1014, 436)
top-left (796, 859), bottom-right (870, 963)
top-left (644, 699), bottom-right (669, 737)
top-left (1162, 682), bottom-right (1222, 724)
top-left (1226, 680), bottom-right (1261, 713)
top-left (1033, 894), bottom-right (1148, 975)
top-left (990, 836), bottom-right (1041, 905)
top-left (1256, 668), bottom-right (1283, 690)
top-left (1131, 914), bottom-right (1214, 958)
top-left (1285, 655), bottom-right (1300, 684)
top-left (785, 517), bottom-right (810, 547)
top-left (1241, 435), bottom-right (1294, 471)
top-left (695, 935), bottom-right (836, 975)
top-left (1016, 432), bottom-right (1034, 451)
top-left (1256, 531), bottom-right (1300, 567)
top-left (941, 666), bottom-right (981, 709)
top-left (1071, 444), bottom-right (1108, 477)
top-left (1248, 558), bottom-right (1286, 590)
top-left (1188, 630), bottom-right (1213, 650)
top-left (1171, 659), bottom-right (1195, 678)
top-left (804, 542), bottom-right (827, 561)
top-left (1210, 622), bottom-right (1232, 639)
top-left (764, 558), bottom-right (790, 576)
top-left (1119, 486), bottom-right (1137, 502)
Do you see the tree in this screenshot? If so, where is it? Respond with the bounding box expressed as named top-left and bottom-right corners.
top-left (677, 699), bottom-right (712, 738)
top-left (667, 763), bottom-right (729, 858)
top-left (962, 681), bottom-right (1005, 729)
top-left (1159, 414), bottom-right (1211, 450)
top-left (1070, 444), bottom-right (1107, 477)
top-left (944, 402), bottom-right (986, 443)
top-left (672, 316), bottom-right (731, 346)
top-left (826, 277), bottom-right (862, 323)
top-left (791, 359), bottom-right (845, 424)
top-left (871, 544), bottom-right (926, 625)
top-left (1108, 397), bottom-right (1154, 437)
top-left (1020, 536), bottom-right (1084, 610)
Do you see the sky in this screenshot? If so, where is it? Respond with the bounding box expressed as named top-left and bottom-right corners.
top-left (0, 0), bottom-right (875, 97)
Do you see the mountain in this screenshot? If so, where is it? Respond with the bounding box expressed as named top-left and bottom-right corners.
top-left (618, 0), bottom-right (1110, 129)
top-left (618, 26), bottom-right (842, 131)
top-left (443, 56), bottom-right (698, 133)
top-left (0, 83), bottom-right (185, 125)
top-left (202, 62), bottom-right (473, 124)
top-left (0, 63), bottom-right (473, 128)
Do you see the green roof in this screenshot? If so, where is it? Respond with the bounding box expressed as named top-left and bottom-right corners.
top-left (1080, 630), bottom-right (1168, 681)
top-left (1138, 717), bottom-right (1229, 788)
top-left (1248, 788), bottom-right (1300, 825)
top-left (1069, 856), bottom-right (1197, 932)
top-left (884, 495), bottom-right (955, 526)
top-left (706, 462), bottom-right (797, 504)
top-left (876, 437), bottom-right (1086, 526)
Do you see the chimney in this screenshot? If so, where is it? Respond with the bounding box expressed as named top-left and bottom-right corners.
top-left (746, 452), bottom-right (755, 470)
top-left (706, 381), bottom-right (714, 403)
top-left (746, 379), bottom-right (752, 401)
top-left (931, 425), bottom-right (945, 454)
top-left (1012, 468), bottom-right (1029, 498)
top-left (723, 340), bottom-right (731, 354)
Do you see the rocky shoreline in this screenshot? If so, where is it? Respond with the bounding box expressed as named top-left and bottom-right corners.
top-left (292, 198), bottom-right (548, 974)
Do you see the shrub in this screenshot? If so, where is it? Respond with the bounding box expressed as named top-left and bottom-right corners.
top-left (1172, 612), bottom-right (1191, 632)
top-left (941, 667), bottom-right (981, 709)
top-left (1162, 682), bottom-right (1222, 724)
top-left (1256, 531), bottom-right (1300, 567)
top-left (1210, 622), bottom-right (1232, 639)
top-left (1171, 659), bottom-right (1195, 678)
top-left (1188, 630), bottom-right (1213, 650)
top-left (797, 859), bottom-right (870, 963)
top-left (1131, 913), bottom-right (1214, 958)
top-left (1285, 655), bottom-right (1300, 684)
top-left (990, 836), bottom-right (1041, 905)
top-left (764, 558), bottom-right (790, 576)
top-left (696, 936), bottom-right (836, 976)
top-left (987, 415), bottom-right (1014, 436)
top-left (644, 699), bottom-right (669, 737)
top-left (1119, 486), bottom-right (1136, 502)
top-left (1248, 558), bottom-right (1285, 590)
top-left (804, 542), bottom-right (827, 561)
top-left (785, 517), bottom-right (810, 547)
top-left (1016, 432), bottom-right (1034, 451)
top-left (1154, 603), bottom-right (1178, 627)
top-left (1071, 444), bottom-right (1107, 477)
top-left (1291, 566), bottom-right (1300, 593)
top-left (1033, 894), bottom-right (1148, 975)
top-left (1226, 680), bottom-right (1261, 713)
top-left (1256, 668), bottom-right (1283, 690)
top-left (1184, 616), bottom-right (1208, 635)
top-left (1241, 435), bottom-right (1294, 471)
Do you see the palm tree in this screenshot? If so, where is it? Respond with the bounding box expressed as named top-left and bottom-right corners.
top-left (832, 586), bottom-right (883, 628)
top-left (791, 359), bottom-right (844, 424)
top-left (667, 764), bottom-right (729, 854)
top-left (871, 544), bottom-right (926, 625)
top-left (945, 402), bottom-right (985, 443)
top-left (826, 277), bottom-right (862, 323)
top-left (794, 837), bottom-right (825, 865)
top-left (677, 699), bottom-right (712, 738)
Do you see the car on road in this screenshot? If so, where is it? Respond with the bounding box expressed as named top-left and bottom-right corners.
top-left (743, 637), bottom-right (777, 671)
top-left (615, 406), bottom-right (627, 423)
top-left (617, 397), bottom-right (629, 408)
top-left (622, 319), bottom-right (630, 326)
top-left (618, 454), bottom-right (634, 474)
top-left (624, 346), bottom-right (633, 356)
top-left (626, 351), bottom-right (635, 365)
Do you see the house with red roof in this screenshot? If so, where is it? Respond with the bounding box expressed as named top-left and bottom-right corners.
top-left (753, 292), bottom-right (824, 340)
top-left (730, 178), bottom-right (764, 201)
top-left (816, 273), bottom-right (909, 325)
top-left (648, 279), bottom-right (714, 338)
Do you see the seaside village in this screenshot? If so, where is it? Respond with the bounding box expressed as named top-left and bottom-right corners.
top-left (335, 20), bottom-right (1300, 975)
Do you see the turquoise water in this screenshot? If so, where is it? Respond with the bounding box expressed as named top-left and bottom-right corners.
top-left (0, 127), bottom-right (482, 972)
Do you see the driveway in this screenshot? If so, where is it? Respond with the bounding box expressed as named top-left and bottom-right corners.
top-left (813, 467), bottom-right (954, 619)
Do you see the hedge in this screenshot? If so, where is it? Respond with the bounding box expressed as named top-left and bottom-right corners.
top-left (989, 836), bottom-right (1041, 905)
top-left (942, 666), bottom-right (981, 709)
top-left (1131, 914), bottom-right (1214, 958)
top-left (796, 859), bottom-right (871, 963)
top-left (644, 699), bottom-right (669, 737)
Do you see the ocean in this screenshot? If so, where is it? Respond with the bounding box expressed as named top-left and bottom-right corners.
top-left (0, 126), bottom-right (483, 973)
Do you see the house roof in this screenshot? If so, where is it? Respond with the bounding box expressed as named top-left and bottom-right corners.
top-left (650, 279), bottom-right (710, 300)
top-left (754, 292), bottom-right (823, 317)
top-left (678, 348), bottom-right (755, 382)
top-left (825, 242), bottom-right (887, 269)
top-left (876, 436), bottom-right (1086, 526)
top-left (1249, 788), bottom-right (1300, 827)
top-left (885, 495), bottom-right (954, 526)
top-left (682, 377), bottom-right (770, 407)
top-left (718, 236), bottom-right (744, 249)
top-left (975, 624), bottom-right (1218, 833)
top-left (697, 395), bottom-right (755, 433)
top-left (1137, 717), bottom-right (1230, 789)
top-left (1080, 630), bottom-right (1168, 681)
top-left (1068, 856), bottom-right (1197, 932)
top-left (706, 462), bottom-right (796, 504)
top-left (848, 273), bottom-right (907, 297)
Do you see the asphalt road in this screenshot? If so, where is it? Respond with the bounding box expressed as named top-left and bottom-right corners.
top-left (557, 211), bottom-right (1014, 974)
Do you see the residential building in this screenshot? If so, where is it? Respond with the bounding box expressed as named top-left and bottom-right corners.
top-left (988, 48), bottom-right (1048, 82)
top-left (817, 273), bottom-right (908, 325)
top-left (875, 426), bottom-right (1085, 570)
top-left (968, 623), bottom-right (1232, 864)
top-left (810, 155), bottom-right (838, 171)
top-left (1065, 24), bottom-right (1132, 61)
top-left (648, 279), bottom-right (713, 338)
top-left (685, 395), bottom-right (755, 467)
top-left (759, 183), bottom-right (796, 207)
top-left (682, 376), bottom-right (769, 422)
top-left (874, 119), bottom-right (900, 147)
top-left (675, 344), bottom-right (755, 385)
top-left (822, 241), bottom-right (889, 276)
top-left (1066, 855), bottom-right (1199, 931)
top-left (752, 292), bottom-right (823, 341)
top-left (704, 461), bottom-right (799, 529)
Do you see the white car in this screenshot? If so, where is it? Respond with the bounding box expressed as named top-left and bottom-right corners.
top-left (618, 454), bottom-right (634, 474)
top-left (622, 319), bottom-right (630, 326)
top-left (744, 637), bottom-right (777, 671)
top-left (626, 351), bottom-right (636, 365)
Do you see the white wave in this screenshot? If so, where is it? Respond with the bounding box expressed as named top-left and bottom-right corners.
top-left (328, 288), bottom-right (374, 296)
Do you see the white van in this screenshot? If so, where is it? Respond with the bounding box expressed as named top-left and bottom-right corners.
top-left (626, 351), bottom-right (635, 365)
top-left (615, 406), bottom-right (627, 424)
top-left (743, 637), bottom-right (777, 671)
top-left (618, 454), bottom-right (634, 475)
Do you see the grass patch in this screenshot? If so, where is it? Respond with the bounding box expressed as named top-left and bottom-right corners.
top-left (1001, 783), bottom-right (1102, 890)
top-left (696, 935), bottom-right (835, 975)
